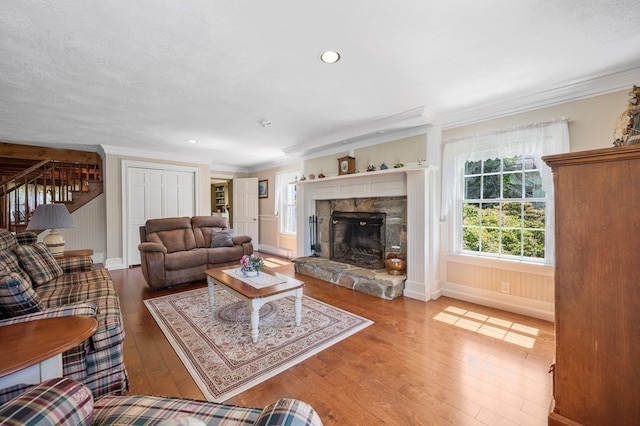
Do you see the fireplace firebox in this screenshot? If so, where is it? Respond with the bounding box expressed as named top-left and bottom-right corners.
top-left (330, 211), bottom-right (386, 269)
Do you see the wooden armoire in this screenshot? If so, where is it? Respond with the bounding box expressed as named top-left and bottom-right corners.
top-left (543, 145), bottom-right (640, 425)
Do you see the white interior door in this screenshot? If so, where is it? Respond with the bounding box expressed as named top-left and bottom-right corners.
top-left (124, 162), bottom-right (197, 266)
top-left (233, 177), bottom-right (259, 245)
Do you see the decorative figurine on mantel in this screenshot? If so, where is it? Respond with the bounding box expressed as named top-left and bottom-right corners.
top-left (366, 162), bottom-right (376, 172)
top-left (394, 160), bottom-right (404, 168)
top-left (613, 85), bottom-right (640, 146)
top-left (380, 162), bottom-right (388, 170)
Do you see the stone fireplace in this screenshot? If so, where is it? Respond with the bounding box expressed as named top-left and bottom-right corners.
top-left (330, 211), bottom-right (386, 269)
top-left (294, 166), bottom-right (437, 301)
top-left (315, 197), bottom-right (407, 268)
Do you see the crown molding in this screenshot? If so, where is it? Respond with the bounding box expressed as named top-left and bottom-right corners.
top-left (99, 144), bottom-right (207, 165)
top-left (441, 63), bottom-right (640, 129)
top-left (99, 143), bottom-right (250, 173)
top-left (282, 106), bottom-right (434, 157)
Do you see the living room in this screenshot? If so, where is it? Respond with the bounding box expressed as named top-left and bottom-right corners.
top-left (1, 2), bottom-right (640, 425)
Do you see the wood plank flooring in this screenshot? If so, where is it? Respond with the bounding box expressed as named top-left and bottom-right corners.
top-left (110, 256), bottom-right (554, 425)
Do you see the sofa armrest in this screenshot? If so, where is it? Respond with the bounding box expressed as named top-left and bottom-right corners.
top-left (138, 242), bottom-right (168, 253)
top-left (0, 302), bottom-right (97, 327)
top-left (57, 256), bottom-right (94, 273)
top-left (254, 398), bottom-right (323, 426)
top-left (0, 378), bottom-right (93, 426)
top-left (232, 235), bottom-right (252, 245)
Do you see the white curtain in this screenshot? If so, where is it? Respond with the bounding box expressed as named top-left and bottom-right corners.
top-left (274, 170), bottom-right (299, 216)
top-left (441, 118), bottom-right (570, 221)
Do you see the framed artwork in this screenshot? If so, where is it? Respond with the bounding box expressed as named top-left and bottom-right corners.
top-left (337, 155), bottom-right (355, 175)
top-left (258, 180), bottom-right (268, 198)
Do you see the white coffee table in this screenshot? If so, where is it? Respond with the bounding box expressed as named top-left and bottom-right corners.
top-left (205, 266), bottom-right (304, 343)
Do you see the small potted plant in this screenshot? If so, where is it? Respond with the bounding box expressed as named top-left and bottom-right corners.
top-left (240, 254), bottom-right (265, 277)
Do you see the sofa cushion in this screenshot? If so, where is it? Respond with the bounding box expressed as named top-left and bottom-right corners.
top-left (164, 249), bottom-right (208, 270)
top-left (0, 233), bottom-right (32, 285)
top-left (145, 217), bottom-right (197, 253)
top-left (92, 394), bottom-right (262, 425)
top-left (0, 377), bottom-right (93, 426)
top-left (158, 415), bottom-right (206, 425)
top-left (37, 269), bottom-right (125, 352)
top-left (206, 246), bottom-right (245, 264)
top-left (0, 272), bottom-right (42, 319)
top-left (254, 398), bottom-right (323, 426)
top-left (192, 216), bottom-right (230, 248)
top-left (0, 229), bottom-right (17, 251)
top-left (14, 242), bottom-right (64, 286)
top-left (210, 230), bottom-right (234, 248)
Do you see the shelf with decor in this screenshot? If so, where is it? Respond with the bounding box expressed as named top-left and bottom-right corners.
top-left (214, 184), bottom-right (227, 213)
top-left (294, 162), bottom-right (432, 185)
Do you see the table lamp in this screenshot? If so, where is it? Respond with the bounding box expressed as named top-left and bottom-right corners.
top-left (26, 204), bottom-right (76, 256)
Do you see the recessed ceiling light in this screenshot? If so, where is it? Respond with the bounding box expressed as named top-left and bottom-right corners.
top-left (320, 50), bottom-right (341, 64)
top-left (187, 139), bottom-right (198, 144)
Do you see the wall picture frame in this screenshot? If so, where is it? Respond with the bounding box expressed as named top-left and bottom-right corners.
top-left (337, 155), bottom-right (355, 175)
top-left (258, 180), bottom-right (268, 198)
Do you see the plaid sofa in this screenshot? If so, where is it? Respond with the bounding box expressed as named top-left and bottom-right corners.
top-left (0, 378), bottom-right (323, 426)
top-left (0, 229), bottom-right (128, 403)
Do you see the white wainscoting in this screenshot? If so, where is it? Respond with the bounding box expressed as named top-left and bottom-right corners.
top-left (258, 215), bottom-right (294, 258)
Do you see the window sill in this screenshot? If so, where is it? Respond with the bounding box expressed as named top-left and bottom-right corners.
top-left (446, 253), bottom-right (554, 276)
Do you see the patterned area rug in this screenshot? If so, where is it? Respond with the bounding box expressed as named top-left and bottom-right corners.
top-left (144, 286), bottom-right (373, 402)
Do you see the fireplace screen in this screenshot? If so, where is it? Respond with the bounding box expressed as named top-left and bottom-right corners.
top-left (330, 211), bottom-right (386, 269)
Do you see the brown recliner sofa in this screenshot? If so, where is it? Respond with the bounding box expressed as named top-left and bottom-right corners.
top-left (138, 216), bottom-right (253, 289)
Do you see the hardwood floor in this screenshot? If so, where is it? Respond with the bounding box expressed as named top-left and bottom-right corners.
top-left (111, 256), bottom-right (555, 425)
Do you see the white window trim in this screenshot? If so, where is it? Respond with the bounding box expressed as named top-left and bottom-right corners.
top-left (442, 119), bottom-right (570, 264)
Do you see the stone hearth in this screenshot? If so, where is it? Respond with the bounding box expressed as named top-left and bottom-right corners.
top-left (293, 257), bottom-right (406, 300)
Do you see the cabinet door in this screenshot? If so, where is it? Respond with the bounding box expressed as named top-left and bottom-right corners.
top-left (548, 147), bottom-right (640, 425)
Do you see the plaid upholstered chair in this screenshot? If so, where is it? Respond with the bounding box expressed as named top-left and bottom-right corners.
top-left (0, 229), bottom-right (128, 403)
top-left (0, 378), bottom-right (323, 426)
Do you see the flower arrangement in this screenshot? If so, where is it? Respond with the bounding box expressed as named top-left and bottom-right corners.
top-left (240, 254), bottom-right (264, 276)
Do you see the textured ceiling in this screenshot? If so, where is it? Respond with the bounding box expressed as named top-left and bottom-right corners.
top-left (1, 1), bottom-right (639, 171)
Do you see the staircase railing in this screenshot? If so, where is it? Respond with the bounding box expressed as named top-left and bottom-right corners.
top-left (0, 159), bottom-right (103, 232)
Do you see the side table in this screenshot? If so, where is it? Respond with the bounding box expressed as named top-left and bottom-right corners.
top-left (56, 249), bottom-right (94, 259)
top-left (0, 316), bottom-right (98, 388)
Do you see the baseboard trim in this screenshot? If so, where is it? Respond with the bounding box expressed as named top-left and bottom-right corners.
top-left (257, 244), bottom-right (292, 259)
top-left (442, 281), bottom-right (554, 322)
top-left (105, 257), bottom-right (126, 270)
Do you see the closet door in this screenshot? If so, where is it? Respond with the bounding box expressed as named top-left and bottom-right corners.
top-left (164, 171), bottom-right (195, 217)
top-left (124, 162), bottom-right (197, 266)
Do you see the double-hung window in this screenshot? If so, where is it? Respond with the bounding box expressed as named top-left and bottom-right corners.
top-left (442, 119), bottom-right (570, 264)
top-left (462, 156), bottom-right (546, 260)
top-left (274, 170), bottom-right (299, 235)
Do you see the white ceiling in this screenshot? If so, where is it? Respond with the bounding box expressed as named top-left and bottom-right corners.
top-left (1, 1), bottom-right (639, 171)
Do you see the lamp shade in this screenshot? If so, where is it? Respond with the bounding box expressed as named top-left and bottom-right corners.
top-left (27, 204), bottom-right (75, 230)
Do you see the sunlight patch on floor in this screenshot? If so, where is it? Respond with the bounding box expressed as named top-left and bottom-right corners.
top-left (434, 306), bottom-right (539, 349)
top-left (262, 257), bottom-right (291, 268)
